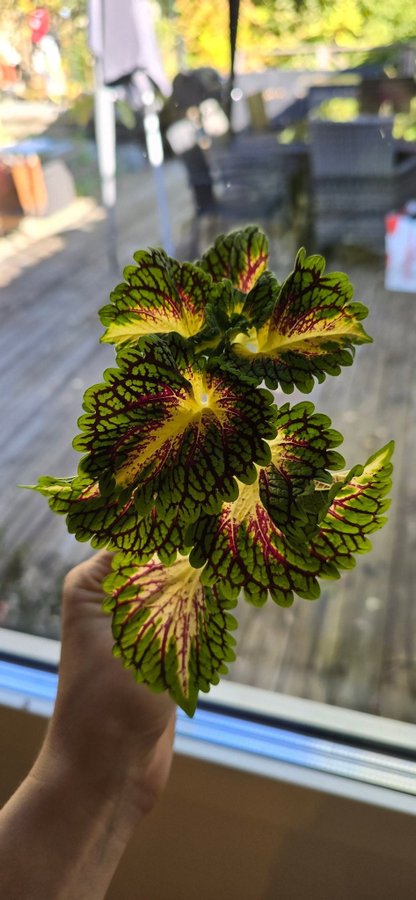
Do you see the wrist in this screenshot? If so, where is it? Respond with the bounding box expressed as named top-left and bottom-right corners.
top-left (0, 742), bottom-right (145, 900)
top-left (35, 723), bottom-right (152, 837)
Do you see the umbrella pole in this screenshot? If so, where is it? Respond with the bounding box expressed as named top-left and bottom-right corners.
top-left (142, 89), bottom-right (174, 256)
top-left (93, 57), bottom-right (119, 272)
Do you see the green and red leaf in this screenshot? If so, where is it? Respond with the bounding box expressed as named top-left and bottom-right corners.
top-left (224, 248), bottom-right (372, 392)
top-left (33, 475), bottom-right (190, 563)
top-left (190, 475), bottom-right (322, 608)
top-left (241, 270), bottom-right (280, 330)
top-left (190, 442), bottom-right (393, 608)
top-left (259, 401), bottom-right (345, 541)
top-left (73, 339), bottom-right (277, 522)
top-left (103, 555), bottom-right (237, 715)
top-left (197, 225), bottom-right (269, 293)
top-left (195, 227), bottom-right (276, 338)
top-left (309, 441), bottom-right (394, 575)
top-left (99, 249), bottom-right (220, 348)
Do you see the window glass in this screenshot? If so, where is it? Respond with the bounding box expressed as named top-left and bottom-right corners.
top-left (1, 1), bottom-right (415, 732)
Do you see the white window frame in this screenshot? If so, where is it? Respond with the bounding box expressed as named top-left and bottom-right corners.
top-left (1, 626), bottom-right (416, 816)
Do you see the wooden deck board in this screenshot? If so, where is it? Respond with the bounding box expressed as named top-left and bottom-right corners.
top-left (1, 163), bottom-right (415, 724)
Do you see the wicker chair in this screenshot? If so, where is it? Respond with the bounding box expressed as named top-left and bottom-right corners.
top-left (309, 116), bottom-right (416, 251)
top-left (206, 133), bottom-right (286, 217)
top-left (168, 129), bottom-right (288, 254)
top-left (307, 82), bottom-right (358, 112)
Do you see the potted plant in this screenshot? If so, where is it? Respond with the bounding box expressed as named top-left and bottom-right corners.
top-left (33, 226), bottom-right (393, 715)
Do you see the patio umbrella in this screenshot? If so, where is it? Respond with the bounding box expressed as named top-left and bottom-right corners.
top-left (88, 0), bottom-right (173, 267)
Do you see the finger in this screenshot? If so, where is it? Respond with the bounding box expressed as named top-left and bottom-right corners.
top-left (63, 551), bottom-right (114, 597)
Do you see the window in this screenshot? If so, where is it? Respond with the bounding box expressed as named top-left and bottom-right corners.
top-left (1, 0), bottom-right (416, 808)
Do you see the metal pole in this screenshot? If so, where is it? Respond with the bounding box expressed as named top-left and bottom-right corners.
top-left (141, 83), bottom-right (174, 255)
top-left (93, 56), bottom-right (119, 272)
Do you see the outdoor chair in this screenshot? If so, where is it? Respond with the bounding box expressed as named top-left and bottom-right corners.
top-left (168, 127), bottom-right (288, 254)
top-left (309, 116), bottom-right (416, 251)
top-left (206, 133), bottom-right (286, 217)
top-left (307, 81), bottom-right (358, 112)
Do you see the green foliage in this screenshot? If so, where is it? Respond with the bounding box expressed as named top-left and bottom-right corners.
top-left (311, 97), bottom-right (360, 121)
top-left (33, 226), bottom-right (393, 715)
top-left (0, 0), bottom-right (92, 99)
top-left (169, 0), bottom-right (416, 73)
top-left (393, 98), bottom-right (416, 142)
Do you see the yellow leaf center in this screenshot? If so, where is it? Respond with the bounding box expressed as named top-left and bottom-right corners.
top-left (115, 370), bottom-right (230, 487)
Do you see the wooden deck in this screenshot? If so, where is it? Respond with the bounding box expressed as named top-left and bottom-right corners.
top-left (1, 161), bottom-right (415, 724)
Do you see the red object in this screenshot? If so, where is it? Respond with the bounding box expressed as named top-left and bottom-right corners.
top-left (28, 8), bottom-right (50, 43)
top-left (385, 213), bottom-right (398, 234)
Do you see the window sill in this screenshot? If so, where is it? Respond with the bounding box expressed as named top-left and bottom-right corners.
top-left (1, 626), bottom-right (416, 816)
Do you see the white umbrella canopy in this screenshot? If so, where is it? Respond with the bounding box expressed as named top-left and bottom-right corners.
top-left (88, 0), bottom-right (174, 266)
top-left (88, 0), bottom-right (170, 94)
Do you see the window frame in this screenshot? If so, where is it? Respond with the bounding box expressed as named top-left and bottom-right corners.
top-left (1, 626), bottom-right (416, 816)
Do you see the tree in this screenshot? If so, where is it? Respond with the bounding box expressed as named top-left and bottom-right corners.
top-left (0, 0), bottom-right (92, 99)
top-left (169, 0), bottom-right (416, 73)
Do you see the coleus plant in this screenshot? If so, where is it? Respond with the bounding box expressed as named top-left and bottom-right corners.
top-left (33, 226), bottom-right (393, 715)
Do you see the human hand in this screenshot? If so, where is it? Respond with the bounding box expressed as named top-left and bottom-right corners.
top-left (0, 553), bottom-right (176, 900)
top-left (35, 551), bottom-right (176, 827)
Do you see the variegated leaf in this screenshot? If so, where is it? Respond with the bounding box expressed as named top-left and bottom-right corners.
top-left (73, 340), bottom-right (277, 522)
top-left (241, 270), bottom-right (280, 330)
top-left (259, 401), bottom-right (345, 542)
top-left (224, 248), bottom-right (372, 392)
top-left (190, 474), bottom-right (322, 607)
top-left (103, 555), bottom-right (237, 715)
top-left (197, 225), bottom-right (269, 293)
top-left (309, 441), bottom-right (394, 576)
top-left (190, 442), bottom-right (393, 607)
top-left (99, 249), bottom-right (220, 348)
top-left (34, 476), bottom-right (190, 563)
